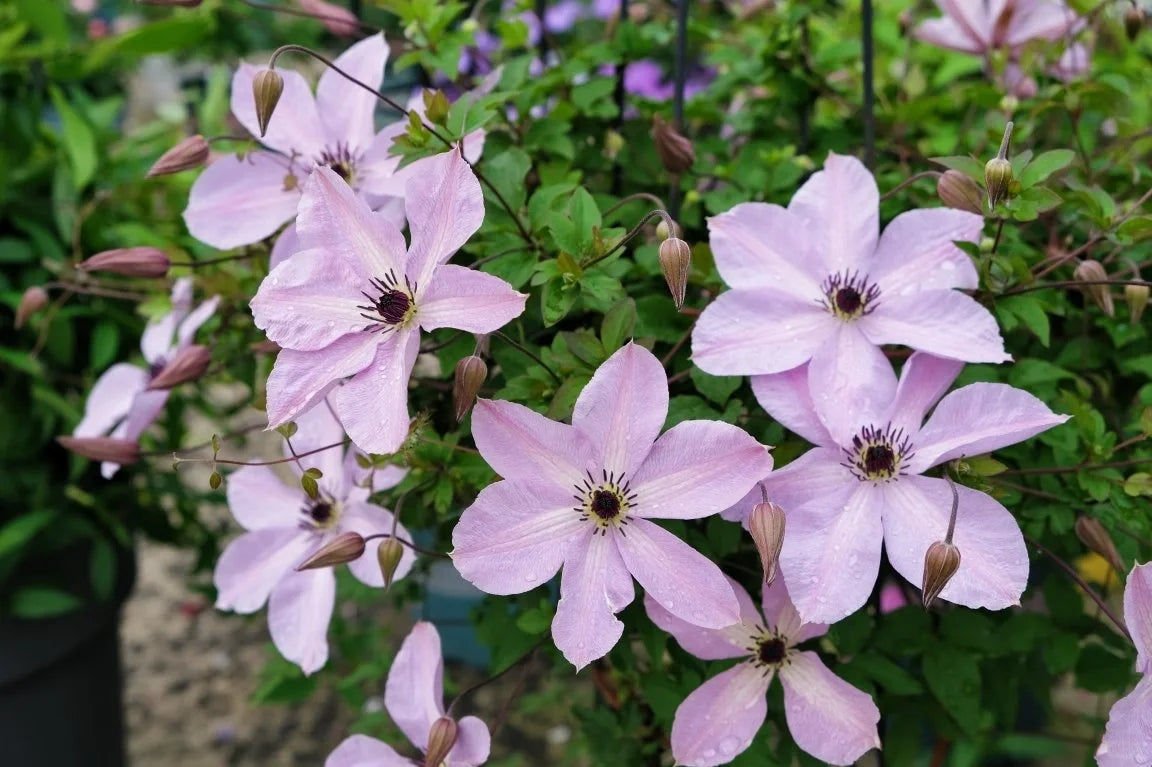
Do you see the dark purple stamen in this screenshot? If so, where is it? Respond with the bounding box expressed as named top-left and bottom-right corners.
top-left (591, 490), bottom-right (621, 521)
top-left (757, 638), bottom-right (786, 665)
top-left (356, 270), bottom-right (417, 333)
top-left (820, 271), bottom-right (881, 319)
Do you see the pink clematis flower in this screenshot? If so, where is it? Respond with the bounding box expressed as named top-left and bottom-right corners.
top-left (326, 622), bottom-right (490, 767)
top-left (213, 402), bottom-right (413, 674)
top-left (724, 351), bottom-right (1068, 623)
top-left (1096, 561), bottom-right (1152, 766)
top-left (73, 277), bottom-right (218, 478)
top-left (452, 343), bottom-right (774, 670)
top-left (691, 153), bottom-right (1007, 407)
top-left (647, 576), bottom-right (880, 766)
top-left (249, 150), bottom-right (526, 455)
top-left (914, 0), bottom-right (1082, 57)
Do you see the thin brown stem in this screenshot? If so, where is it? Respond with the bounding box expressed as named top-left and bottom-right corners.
top-left (660, 321), bottom-right (695, 368)
top-left (583, 210), bottom-right (675, 269)
top-left (879, 171), bottom-right (940, 201)
top-left (492, 330), bottom-right (562, 384)
top-left (362, 532), bottom-right (449, 559)
top-left (169, 251), bottom-right (258, 267)
top-left (1026, 534), bottom-right (1131, 642)
top-left (42, 281), bottom-right (150, 301)
top-left (603, 193), bottom-right (671, 219)
top-left (1034, 186), bottom-right (1152, 279)
top-left (446, 635), bottom-right (548, 717)
top-left (996, 278), bottom-right (1152, 299)
top-left (1001, 457), bottom-right (1151, 476)
top-left (167, 439), bottom-right (347, 466)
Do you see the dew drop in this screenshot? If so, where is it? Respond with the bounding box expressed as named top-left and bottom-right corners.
top-left (719, 736), bottom-right (742, 755)
top-left (941, 261), bottom-right (956, 271)
top-left (701, 748), bottom-right (717, 759)
top-left (808, 576), bottom-right (818, 584)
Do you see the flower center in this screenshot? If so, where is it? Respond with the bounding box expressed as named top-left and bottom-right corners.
top-left (316, 143), bottom-right (360, 187)
top-left (357, 270), bottom-right (417, 333)
top-left (843, 424), bottom-right (915, 483)
top-left (300, 497), bottom-right (341, 530)
top-left (820, 271), bottom-right (880, 320)
top-left (757, 637), bottom-right (787, 665)
top-left (746, 629), bottom-right (792, 673)
top-left (573, 470), bottom-right (637, 533)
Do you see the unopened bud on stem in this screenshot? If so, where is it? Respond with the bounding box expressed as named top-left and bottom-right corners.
top-left (147, 135), bottom-right (209, 177)
top-left (252, 69), bottom-right (285, 138)
top-left (423, 717), bottom-right (459, 767)
top-left (1126, 4), bottom-right (1144, 41)
top-left (453, 355), bottom-right (488, 422)
top-left (748, 495), bottom-right (785, 585)
top-left (984, 121), bottom-right (1014, 211)
top-left (148, 345), bottom-right (212, 390)
top-left (377, 537), bottom-right (405, 590)
top-left (937, 170), bottom-right (984, 216)
top-left (1074, 515), bottom-right (1124, 575)
top-left (297, 532), bottom-right (366, 570)
top-left (658, 238), bottom-right (691, 311)
top-left (16, 286), bottom-right (48, 328)
top-left (921, 541), bottom-right (961, 608)
top-left (1126, 275), bottom-right (1149, 323)
top-left (1074, 259), bottom-right (1114, 316)
top-left (56, 436), bottom-right (140, 465)
top-left (80, 247), bottom-right (170, 278)
top-left (651, 115), bottom-right (696, 174)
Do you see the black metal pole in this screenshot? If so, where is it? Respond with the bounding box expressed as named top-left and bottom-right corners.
top-left (862, 0), bottom-right (875, 169)
top-left (612, 0), bottom-right (629, 194)
top-left (670, 0), bottom-right (688, 218)
top-left (536, 0), bottom-right (548, 58)
top-left (349, 0), bottom-right (362, 20)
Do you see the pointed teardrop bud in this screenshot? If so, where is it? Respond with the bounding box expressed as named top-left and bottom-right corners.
top-left (79, 247), bottom-right (170, 278)
top-left (377, 537), bottom-right (405, 590)
top-left (1073, 259), bottom-right (1114, 316)
top-left (937, 170), bottom-right (984, 216)
top-left (658, 238), bottom-right (691, 311)
top-left (16, 286), bottom-right (48, 328)
top-left (148, 345), bottom-right (212, 390)
top-left (147, 134), bottom-right (209, 177)
top-left (252, 69), bottom-right (285, 138)
top-left (1126, 4), bottom-right (1144, 41)
top-left (1074, 516), bottom-right (1124, 575)
top-left (423, 717), bottom-right (459, 767)
top-left (56, 436), bottom-right (140, 465)
top-left (651, 115), bottom-right (696, 174)
top-left (1126, 283), bottom-right (1149, 323)
top-left (453, 355), bottom-right (488, 422)
top-left (297, 532), bottom-right (366, 570)
top-left (921, 541), bottom-right (961, 608)
top-left (748, 501), bottom-right (786, 585)
top-left (984, 121), bottom-right (1015, 210)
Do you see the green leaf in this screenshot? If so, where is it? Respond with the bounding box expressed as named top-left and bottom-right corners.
top-left (1017, 149), bottom-right (1075, 187)
top-left (11, 587), bottom-right (82, 618)
top-left (690, 367), bottom-right (741, 405)
top-left (49, 88), bottom-right (97, 190)
top-left (996, 295), bottom-right (1050, 346)
top-left (569, 187), bottom-right (602, 256)
top-left (481, 147), bottom-right (531, 211)
top-left (1074, 644), bottom-right (1137, 693)
top-left (930, 155), bottom-right (984, 182)
top-left (922, 645), bottom-right (983, 736)
top-left (600, 298), bottom-right (637, 353)
top-left (1117, 216), bottom-right (1152, 242)
top-left (1041, 632), bottom-right (1080, 674)
top-left (514, 603), bottom-right (554, 634)
top-left (90, 540), bottom-right (115, 601)
top-left (852, 652), bottom-right (924, 695)
top-left (0, 510), bottom-right (56, 560)
top-left (541, 280), bottom-right (578, 326)
top-left (1018, 185), bottom-right (1062, 213)
top-left (89, 321), bottom-right (120, 371)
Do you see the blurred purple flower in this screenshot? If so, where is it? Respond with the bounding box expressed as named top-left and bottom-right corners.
top-left (1096, 561), bottom-right (1152, 765)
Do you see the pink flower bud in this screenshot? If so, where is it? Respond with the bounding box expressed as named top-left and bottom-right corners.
top-left (936, 170), bottom-right (984, 216)
top-left (252, 70), bottom-right (285, 138)
top-left (16, 286), bottom-right (48, 329)
top-left (56, 436), bottom-right (140, 465)
top-left (296, 532), bottom-right (367, 570)
top-left (1074, 259), bottom-right (1114, 316)
top-left (1074, 515), bottom-right (1124, 575)
top-left (79, 247), bottom-right (170, 278)
top-left (423, 717), bottom-right (459, 767)
top-left (921, 541), bottom-right (961, 608)
top-left (453, 355), bottom-right (488, 422)
top-left (147, 345), bottom-right (212, 390)
top-left (297, 0), bottom-right (360, 36)
top-left (651, 115), bottom-right (696, 174)
top-left (748, 501), bottom-right (786, 585)
top-left (658, 238), bottom-right (691, 311)
top-left (147, 134), bottom-right (210, 177)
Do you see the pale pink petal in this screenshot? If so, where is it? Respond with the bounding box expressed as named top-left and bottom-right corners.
top-left (1001, 62), bottom-right (1038, 99)
top-left (231, 63), bottom-right (326, 157)
top-left (1004, 1), bottom-right (1080, 45)
top-left (670, 664), bottom-right (770, 767)
top-left (691, 289), bottom-right (835, 376)
top-left (470, 399), bottom-right (595, 489)
top-left (342, 450), bottom-right (406, 503)
top-left (1050, 43), bottom-right (1090, 82)
top-left (572, 343), bottom-right (668, 477)
top-left (251, 249), bottom-right (370, 351)
top-left (908, 383), bottom-right (1070, 472)
top-left (286, 401), bottom-right (348, 490)
top-left (330, 329), bottom-right (419, 455)
top-left (184, 152), bottom-right (300, 250)
top-left (269, 222), bottom-right (301, 270)
top-left (355, 121), bottom-right (406, 197)
top-left (317, 34), bottom-right (389, 151)
top-left (268, 566), bottom-right (336, 674)
top-left (73, 363), bottom-right (148, 438)
top-left (452, 481), bottom-right (588, 595)
top-left (860, 290), bottom-right (1009, 365)
top-left (1125, 562), bottom-right (1152, 671)
top-left (750, 364), bottom-right (835, 447)
top-left (883, 352), bottom-right (964, 436)
top-left (325, 735), bottom-right (409, 767)
top-left (297, 167), bottom-right (407, 280)
top-left (1096, 676), bottom-right (1152, 767)
top-left (385, 621), bottom-right (445, 749)
top-left (214, 528), bottom-right (314, 613)
top-left (756, 449), bottom-right (855, 523)
top-left (265, 334), bottom-right (381, 429)
top-left (552, 530), bottom-right (626, 670)
top-left (787, 152), bottom-right (878, 274)
top-left (761, 578), bottom-right (826, 646)
top-left (617, 517), bottom-right (740, 629)
top-left (449, 716), bottom-right (491, 766)
top-left (880, 581), bottom-right (909, 613)
top-left (882, 476), bottom-right (1027, 610)
top-left (404, 150), bottom-right (485, 293)
top-left (779, 481), bottom-right (884, 624)
top-left (342, 501), bottom-right (417, 587)
top-left (808, 324), bottom-right (897, 447)
top-left (913, 17), bottom-right (984, 53)
top-left (629, 420), bottom-right (772, 519)
top-left (643, 577), bottom-right (760, 660)
top-left (174, 297), bottom-right (219, 350)
top-left (707, 202), bottom-right (822, 298)
top-left (871, 209), bottom-right (982, 294)
top-left (140, 278), bottom-right (192, 363)
top-left (779, 651), bottom-right (881, 765)
top-left (225, 465), bottom-right (304, 531)
top-left (416, 264), bottom-right (527, 333)
top-left (113, 388), bottom-right (169, 443)
top-left (937, 0), bottom-right (993, 44)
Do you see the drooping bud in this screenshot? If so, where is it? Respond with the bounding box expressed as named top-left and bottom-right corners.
top-left (453, 355), bottom-right (488, 422)
top-left (1073, 259), bottom-right (1114, 316)
top-left (1126, 283), bottom-right (1149, 323)
top-left (296, 532), bottom-right (366, 570)
top-left (658, 238), bottom-right (692, 311)
top-left (147, 134), bottom-right (209, 177)
top-left (252, 69), bottom-right (285, 138)
top-left (651, 115), bottom-right (696, 174)
top-left (147, 345), bottom-right (212, 390)
top-left (748, 501), bottom-right (786, 585)
top-left (16, 286), bottom-right (48, 328)
top-left (79, 247), bottom-right (170, 278)
top-left (936, 170), bottom-right (984, 216)
top-left (921, 541), bottom-right (961, 608)
top-left (56, 436), bottom-right (140, 465)
top-left (654, 218), bottom-right (680, 240)
top-left (423, 717), bottom-right (459, 767)
top-left (377, 537), bottom-right (405, 590)
top-left (984, 121), bottom-right (1014, 211)
top-left (1074, 516), bottom-right (1125, 575)
top-left (1125, 4), bottom-right (1144, 41)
